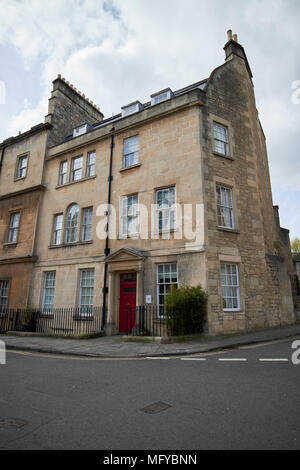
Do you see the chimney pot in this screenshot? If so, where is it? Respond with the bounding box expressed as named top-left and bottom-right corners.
top-left (227, 29), bottom-right (233, 41)
top-left (233, 34), bottom-right (238, 42)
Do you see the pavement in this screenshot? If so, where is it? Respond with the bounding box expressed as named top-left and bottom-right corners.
top-left (1, 323), bottom-right (300, 358)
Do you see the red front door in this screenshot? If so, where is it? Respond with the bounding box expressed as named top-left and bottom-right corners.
top-left (119, 273), bottom-right (136, 333)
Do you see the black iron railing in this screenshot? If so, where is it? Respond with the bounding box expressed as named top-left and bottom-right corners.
top-left (126, 305), bottom-right (177, 337)
top-left (0, 307), bottom-right (104, 337)
top-left (126, 305), bottom-right (206, 337)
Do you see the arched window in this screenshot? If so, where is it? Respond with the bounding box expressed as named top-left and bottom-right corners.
top-left (65, 204), bottom-right (79, 243)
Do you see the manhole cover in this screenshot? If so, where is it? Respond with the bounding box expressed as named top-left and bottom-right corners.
top-left (141, 401), bottom-right (172, 414)
top-left (0, 418), bottom-right (27, 429)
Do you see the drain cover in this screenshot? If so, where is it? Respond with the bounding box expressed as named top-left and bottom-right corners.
top-left (141, 401), bottom-right (172, 414)
top-left (0, 418), bottom-right (27, 429)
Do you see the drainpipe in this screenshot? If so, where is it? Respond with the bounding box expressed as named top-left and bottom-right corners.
top-left (102, 127), bottom-right (115, 330)
top-left (0, 145), bottom-right (6, 175)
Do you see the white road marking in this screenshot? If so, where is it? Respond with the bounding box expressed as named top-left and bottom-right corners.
top-left (181, 358), bottom-right (207, 361)
top-left (259, 358), bottom-right (289, 362)
top-left (146, 357), bottom-right (170, 360)
top-left (218, 358), bottom-right (247, 362)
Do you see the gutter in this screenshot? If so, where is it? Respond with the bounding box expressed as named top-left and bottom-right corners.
top-left (102, 127), bottom-right (115, 330)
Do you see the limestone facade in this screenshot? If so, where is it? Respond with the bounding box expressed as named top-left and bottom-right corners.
top-left (0, 34), bottom-right (296, 335)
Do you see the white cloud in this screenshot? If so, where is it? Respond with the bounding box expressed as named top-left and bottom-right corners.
top-left (0, 0), bottom-right (299, 235)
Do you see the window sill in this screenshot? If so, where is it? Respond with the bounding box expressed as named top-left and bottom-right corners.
top-left (14, 176), bottom-right (27, 182)
top-left (49, 240), bottom-right (93, 249)
top-left (118, 233), bottom-right (140, 240)
top-left (3, 242), bottom-right (18, 248)
top-left (223, 310), bottom-right (244, 314)
top-left (56, 175), bottom-right (96, 189)
top-left (213, 152), bottom-right (234, 161)
top-left (217, 227), bottom-right (240, 234)
top-left (119, 163), bottom-right (141, 173)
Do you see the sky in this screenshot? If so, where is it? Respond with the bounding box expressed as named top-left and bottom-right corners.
top-left (0, 0), bottom-right (299, 239)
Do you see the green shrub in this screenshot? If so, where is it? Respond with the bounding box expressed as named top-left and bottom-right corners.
top-left (165, 284), bottom-right (207, 336)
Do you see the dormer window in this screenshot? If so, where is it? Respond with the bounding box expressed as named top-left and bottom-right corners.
top-left (151, 88), bottom-right (174, 106)
top-left (121, 101), bottom-right (143, 118)
top-left (73, 124), bottom-right (88, 138)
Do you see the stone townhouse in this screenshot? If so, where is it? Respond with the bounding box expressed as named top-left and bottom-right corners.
top-left (0, 77), bottom-right (103, 312)
top-left (2, 31), bottom-right (296, 335)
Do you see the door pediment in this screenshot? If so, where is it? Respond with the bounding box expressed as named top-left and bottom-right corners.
top-left (105, 247), bottom-right (146, 263)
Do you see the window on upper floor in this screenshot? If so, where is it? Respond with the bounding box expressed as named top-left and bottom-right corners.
top-left (81, 207), bottom-right (93, 241)
top-left (70, 156), bottom-right (83, 182)
top-left (216, 185), bottom-right (235, 229)
top-left (73, 124), bottom-right (88, 138)
top-left (65, 204), bottom-right (79, 243)
top-left (16, 155), bottom-right (28, 179)
top-left (121, 101), bottom-right (143, 118)
top-left (123, 136), bottom-right (139, 168)
top-left (52, 214), bottom-right (63, 245)
top-left (151, 88), bottom-right (174, 106)
top-left (58, 161), bottom-right (68, 185)
top-left (121, 195), bottom-right (138, 236)
top-left (86, 151), bottom-right (95, 178)
top-left (221, 263), bottom-right (240, 311)
top-left (156, 187), bottom-right (176, 232)
top-left (213, 122), bottom-right (230, 157)
top-left (8, 212), bottom-right (20, 243)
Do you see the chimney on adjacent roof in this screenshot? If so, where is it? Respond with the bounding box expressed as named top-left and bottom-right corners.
top-left (224, 29), bottom-right (253, 79)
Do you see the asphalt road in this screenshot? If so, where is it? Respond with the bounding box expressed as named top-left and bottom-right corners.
top-left (0, 337), bottom-right (299, 450)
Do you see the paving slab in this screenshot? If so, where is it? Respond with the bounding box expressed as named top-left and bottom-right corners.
top-left (1, 324), bottom-right (300, 358)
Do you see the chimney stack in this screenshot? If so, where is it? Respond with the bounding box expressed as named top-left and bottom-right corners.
top-left (224, 30), bottom-right (253, 80)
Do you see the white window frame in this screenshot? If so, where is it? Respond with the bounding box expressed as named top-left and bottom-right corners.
top-left (59, 161), bottom-right (68, 185)
top-left (79, 269), bottom-right (95, 316)
top-left (151, 88), bottom-right (173, 106)
top-left (8, 212), bottom-right (20, 243)
top-left (86, 151), bottom-right (96, 178)
top-left (65, 204), bottom-right (79, 244)
top-left (213, 122), bottom-right (230, 157)
top-left (70, 156), bottom-right (83, 182)
top-left (121, 101), bottom-right (143, 117)
top-left (42, 272), bottom-right (56, 312)
top-left (221, 263), bottom-right (241, 312)
top-left (123, 136), bottom-right (139, 168)
top-left (81, 207), bottom-right (93, 241)
top-left (73, 124), bottom-right (88, 138)
top-left (156, 263), bottom-right (178, 317)
top-left (156, 187), bottom-right (176, 232)
top-left (16, 155), bottom-right (28, 179)
top-left (216, 185), bottom-right (235, 229)
top-left (120, 195), bottom-right (139, 237)
top-left (0, 280), bottom-right (9, 313)
top-left (52, 214), bottom-right (63, 245)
